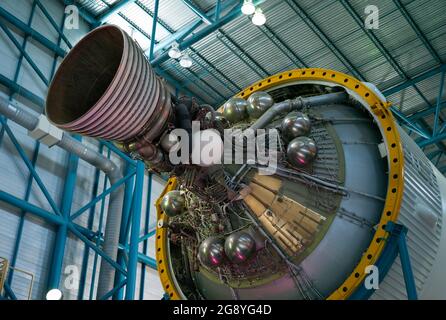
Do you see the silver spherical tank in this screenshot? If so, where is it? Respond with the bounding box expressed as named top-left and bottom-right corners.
top-left (247, 91), bottom-right (274, 119)
top-left (224, 232), bottom-right (257, 264)
top-left (287, 136), bottom-right (318, 167)
top-left (214, 112), bottom-right (230, 128)
top-left (160, 190), bottom-right (186, 217)
top-left (281, 113), bottom-right (311, 141)
top-left (198, 237), bottom-right (226, 267)
top-left (223, 98), bottom-right (247, 123)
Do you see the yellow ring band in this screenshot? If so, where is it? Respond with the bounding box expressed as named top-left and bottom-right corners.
top-left (155, 68), bottom-right (404, 300)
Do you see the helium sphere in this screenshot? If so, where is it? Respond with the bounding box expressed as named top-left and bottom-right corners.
top-left (198, 237), bottom-right (226, 267)
top-left (224, 232), bottom-right (256, 264)
top-left (281, 113), bottom-right (311, 141)
top-left (287, 136), bottom-right (318, 167)
top-left (223, 98), bottom-right (247, 123)
top-left (247, 91), bottom-right (274, 118)
top-left (214, 112), bottom-right (230, 128)
top-left (160, 190), bottom-right (186, 217)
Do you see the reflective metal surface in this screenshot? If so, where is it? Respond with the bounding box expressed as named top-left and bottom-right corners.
top-left (160, 190), bottom-right (186, 217)
top-left (215, 112), bottom-right (230, 128)
top-left (223, 97), bottom-right (247, 123)
top-left (286, 136), bottom-right (318, 167)
top-left (198, 237), bottom-right (226, 267)
top-left (281, 112), bottom-right (311, 141)
top-left (224, 232), bottom-right (257, 264)
top-left (247, 91), bottom-right (274, 119)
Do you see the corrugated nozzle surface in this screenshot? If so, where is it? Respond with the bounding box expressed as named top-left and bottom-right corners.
top-left (46, 25), bottom-right (171, 142)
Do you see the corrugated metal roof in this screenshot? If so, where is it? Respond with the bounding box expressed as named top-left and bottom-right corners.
top-left (77, 0), bottom-right (120, 16)
top-left (139, 0), bottom-right (201, 31)
top-left (78, 0), bottom-right (446, 151)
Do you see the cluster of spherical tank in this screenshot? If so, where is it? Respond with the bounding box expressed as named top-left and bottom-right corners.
top-left (160, 190), bottom-right (257, 268)
top-left (220, 91), bottom-right (274, 123)
top-left (220, 91), bottom-right (318, 168)
top-left (197, 233), bottom-right (257, 268)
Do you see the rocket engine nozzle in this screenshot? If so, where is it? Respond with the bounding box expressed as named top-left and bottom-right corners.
top-left (46, 25), bottom-right (171, 143)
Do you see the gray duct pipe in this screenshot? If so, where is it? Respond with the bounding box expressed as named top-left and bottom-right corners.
top-left (0, 97), bottom-right (123, 299)
top-left (249, 92), bottom-right (348, 130)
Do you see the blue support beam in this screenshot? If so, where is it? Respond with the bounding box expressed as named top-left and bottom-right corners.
top-left (216, 29), bottom-right (269, 78)
top-left (0, 6), bottom-right (66, 57)
top-left (150, 0), bottom-right (236, 56)
top-left (407, 101), bottom-right (446, 121)
top-left (0, 0), bottom-right (37, 147)
top-left (47, 136), bottom-right (81, 291)
top-left (418, 132), bottom-right (446, 148)
top-left (340, 0), bottom-right (437, 121)
top-left (114, 163), bottom-right (136, 300)
top-left (433, 71), bottom-right (446, 136)
top-left (169, 61), bottom-right (226, 102)
top-left (77, 144), bottom-right (103, 300)
top-left (257, 19), bottom-right (307, 69)
top-left (392, 0), bottom-right (442, 64)
top-left (125, 161), bottom-right (145, 300)
top-left (0, 2), bottom-right (161, 295)
top-left (151, 0), bottom-right (268, 67)
top-left (62, 0), bottom-right (98, 26)
top-left (3, 282), bottom-right (17, 300)
top-left (88, 149), bottom-right (110, 300)
top-left (181, 0), bottom-right (213, 25)
top-left (383, 64), bottom-right (446, 97)
top-left (0, 19), bottom-right (49, 86)
top-left (155, 67), bottom-right (205, 103)
top-left (0, 74), bottom-right (45, 108)
top-left (350, 222), bottom-right (417, 300)
top-left (396, 226), bottom-right (418, 300)
top-left (10, 0), bottom-right (37, 98)
top-left (7, 142), bottom-right (40, 287)
top-left (35, 0), bottom-right (72, 49)
top-left (148, 0), bottom-right (160, 60)
top-left (70, 169), bottom-right (136, 221)
top-left (97, 0), bottom-right (136, 23)
top-left (391, 106), bottom-right (430, 139)
top-left (132, 2), bottom-right (239, 100)
top-left (285, 0), bottom-right (364, 81)
top-left (180, 49), bottom-right (241, 94)
top-left (0, 191), bottom-right (64, 225)
top-left (68, 223), bottom-right (127, 276)
top-left (340, 0), bottom-right (407, 80)
top-left (0, 119), bottom-right (62, 216)
top-left (215, 0), bottom-right (221, 21)
top-left (139, 173), bottom-right (153, 300)
top-left (152, 20), bottom-right (201, 55)
top-left (427, 150), bottom-right (442, 160)
top-left (49, 7), bottom-right (68, 81)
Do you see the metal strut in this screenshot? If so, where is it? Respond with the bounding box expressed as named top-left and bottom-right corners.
top-left (350, 221), bottom-right (418, 300)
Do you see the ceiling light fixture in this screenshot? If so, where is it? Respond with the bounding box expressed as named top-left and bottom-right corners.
top-left (46, 289), bottom-right (63, 300)
top-left (241, 0), bottom-right (256, 15)
top-left (179, 54), bottom-right (193, 68)
top-left (168, 42), bottom-right (182, 59)
top-left (252, 8), bottom-right (266, 26)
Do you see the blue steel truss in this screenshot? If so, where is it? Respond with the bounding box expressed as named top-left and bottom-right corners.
top-left (0, 0), bottom-right (157, 300)
top-left (349, 222), bottom-right (418, 300)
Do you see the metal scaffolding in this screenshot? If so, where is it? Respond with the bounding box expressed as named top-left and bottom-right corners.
top-left (0, 0), bottom-right (157, 300)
